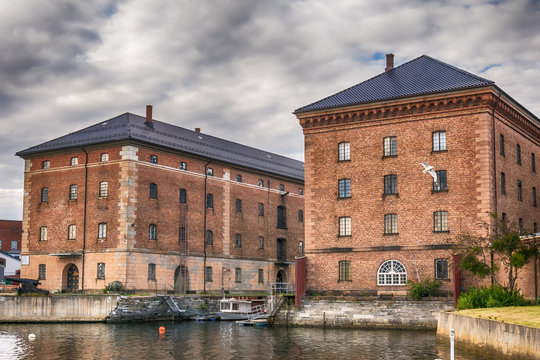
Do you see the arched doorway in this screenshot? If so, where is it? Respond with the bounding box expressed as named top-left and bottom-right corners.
top-left (174, 265), bottom-right (188, 293)
top-left (276, 269), bottom-right (286, 284)
top-left (64, 264), bottom-right (79, 292)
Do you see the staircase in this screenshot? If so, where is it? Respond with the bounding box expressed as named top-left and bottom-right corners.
top-left (162, 295), bottom-right (185, 314)
top-left (246, 304), bottom-right (267, 321)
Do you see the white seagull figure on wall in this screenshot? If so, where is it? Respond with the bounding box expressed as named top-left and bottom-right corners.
top-left (419, 162), bottom-right (437, 184)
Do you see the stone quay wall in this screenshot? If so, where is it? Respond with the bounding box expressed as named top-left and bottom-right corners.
top-left (273, 297), bottom-right (454, 329)
top-left (438, 312), bottom-right (540, 358)
top-left (0, 295), bottom-right (120, 322)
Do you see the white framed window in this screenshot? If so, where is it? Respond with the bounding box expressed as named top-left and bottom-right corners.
top-left (99, 181), bottom-right (108, 198)
top-left (100, 153), bottom-right (109, 162)
top-left (39, 226), bottom-right (48, 241)
top-left (207, 168), bottom-right (214, 176)
top-left (383, 136), bottom-right (397, 156)
top-left (377, 260), bottom-right (407, 285)
top-left (338, 142), bottom-right (350, 161)
top-left (68, 224), bottom-right (76, 240)
top-left (338, 217), bottom-right (351, 236)
top-left (69, 184), bottom-right (78, 200)
top-left (70, 157), bottom-right (78, 166)
top-left (42, 160), bottom-right (50, 169)
top-left (11, 240), bottom-right (18, 249)
top-left (98, 223), bottom-right (107, 239)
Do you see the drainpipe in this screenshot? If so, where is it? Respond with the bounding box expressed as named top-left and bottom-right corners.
top-left (490, 89), bottom-right (502, 286)
top-left (81, 147), bottom-right (89, 292)
top-left (203, 160), bottom-right (211, 293)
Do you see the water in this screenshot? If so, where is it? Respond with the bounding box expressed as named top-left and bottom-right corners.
top-left (0, 322), bottom-right (519, 360)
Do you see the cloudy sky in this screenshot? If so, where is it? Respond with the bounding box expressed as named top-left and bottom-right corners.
top-left (1, 0), bottom-right (539, 220)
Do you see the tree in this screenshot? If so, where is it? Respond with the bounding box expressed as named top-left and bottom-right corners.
top-left (455, 213), bottom-right (538, 291)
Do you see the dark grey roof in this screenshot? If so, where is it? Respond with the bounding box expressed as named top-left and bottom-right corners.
top-left (16, 113), bottom-right (304, 181)
top-left (295, 55), bottom-right (495, 113)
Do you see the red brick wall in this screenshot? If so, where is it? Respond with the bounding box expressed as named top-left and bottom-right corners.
top-left (0, 220), bottom-right (22, 252)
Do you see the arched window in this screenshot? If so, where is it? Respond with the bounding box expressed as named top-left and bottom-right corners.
top-left (298, 241), bottom-right (304, 254)
top-left (68, 224), bottom-right (76, 240)
top-left (100, 153), bottom-right (109, 162)
top-left (150, 155), bottom-right (158, 164)
top-left (207, 168), bottom-right (213, 176)
top-left (377, 260), bottom-right (407, 285)
top-left (206, 230), bottom-right (213, 245)
top-left (258, 179), bottom-right (264, 187)
top-left (277, 206), bottom-right (286, 228)
top-left (70, 157), bottom-right (78, 166)
top-left (180, 162), bottom-right (187, 170)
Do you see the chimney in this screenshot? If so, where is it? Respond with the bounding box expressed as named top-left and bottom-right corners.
top-left (195, 128), bottom-right (201, 133)
top-left (145, 105), bottom-right (153, 128)
top-left (385, 53), bottom-right (394, 72)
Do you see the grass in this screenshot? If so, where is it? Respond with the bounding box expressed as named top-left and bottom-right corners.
top-left (452, 306), bottom-right (540, 328)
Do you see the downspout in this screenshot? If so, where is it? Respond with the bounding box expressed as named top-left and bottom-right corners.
top-left (490, 89), bottom-right (502, 286)
top-left (266, 179), bottom-right (271, 285)
top-left (81, 147), bottom-right (89, 292)
top-left (203, 160), bottom-right (211, 293)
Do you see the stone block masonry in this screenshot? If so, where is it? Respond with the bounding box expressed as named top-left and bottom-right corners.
top-left (273, 297), bottom-right (454, 329)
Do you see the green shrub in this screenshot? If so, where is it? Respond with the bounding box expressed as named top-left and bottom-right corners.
top-left (456, 285), bottom-right (530, 309)
top-left (407, 278), bottom-right (442, 300)
top-left (103, 281), bottom-right (123, 294)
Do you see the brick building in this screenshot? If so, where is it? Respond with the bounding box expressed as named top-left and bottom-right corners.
top-left (0, 220), bottom-right (22, 259)
top-left (294, 54), bottom-right (539, 298)
top-left (16, 107), bottom-right (304, 293)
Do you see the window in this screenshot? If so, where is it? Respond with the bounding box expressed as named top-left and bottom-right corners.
top-left (377, 260), bottom-right (407, 285)
top-left (100, 153), bottom-right (109, 162)
top-left (298, 210), bottom-right (304, 222)
top-left (39, 226), bottom-right (48, 241)
top-left (279, 184), bottom-right (285, 192)
top-left (533, 187), bottom-right (537, 207)
top-left (236, 199), bottom-right (242, 213)
top-left (179, 227), bottom-right (186, 246)
top-left (299, 188), bottom-right (303, 195)
top-left (434, 211), bottom-right (449, 232)
top-left (150, 183), bottom-right (158, 199)
top-left (519, 218), bottom-right (523, 234)
top-left (339, 261), bottom-right (351, 281)
top-left (298, 241), bottom-right (304, 254)
top-left (435, 259), bottom-right (449, 280)
top-left (98, 223), bottom-right (107, 239)
top-left (532, 153), bottom-right (536, 173)
top-left (258, 236), bottom-right (264, 250)
top-left (338, 142), bottom-right (350, 161)
top-left (70, 157), bottom-right (78, 166)
top-left (258, 269), bottom-right (264, 283)
top-left (41, 187), bottom-right (49, 203)
top-left (99, 182), bottom-right (108, 198)
top-left (180, 162), bottom-right (187, 170)
top-left (338, 179), bottom-right (351, 198)
top-left (206, 230), bottom-right (213, 245)
top-left (534, 222), bottom-right (538, 234)
top-left (69, 184), bottom-right (78, 200)
top-left (68, 224), bottom-right (76, 240)
top-left (502, 213), bottom-right (507, 222)
top-left (501, 172), bottom-right (506, 194)
top-left (432, 131), bottom-right (447, 152)
top-left (179, 189), bottom-right (187, 204)
top-left (42, 160), bottom-right (50, 169)
top-left (97, 263), bottom-right (105, 280)
top-left (499, 134), bottom-right (505, 155)
top-left (235, 268), bottom-right (241, 283)
top-left (148, 263), bottom-right (156, 280)
top-left (236, 174), bottom-right (242, 182)
top-left (11, 240), bottom-right (18, 249)
top-left (384, 175), bottom-right (398, 195)
top-left (207, 168), bottom-right (213, 176)
top-left (383, 136), bottom-right (397, 156)
top-left (258, 203), bottom-right (264, 216)
top-left (149, 224), bottom-right (157, 240)
top-left (258, 179), bottom-right (264, 187)
top-left (384, 214), bottom-right (398, 235)
top-left (205, 267), bottom-right (213, 282)
top-left (235, 234), bottom-right (242, 248)
top-left (516, 144), bottom-right (521, 165)
top-left (339, 216), bottom-right (351, 236)
top-left (206, 194), bottom-right (213, 208)
top-left (277, 206), bottom-right (286, 228)
top-left (433, 170), bottom-right (447, 191)
top-left (150, 155), bottom-right (158, 164)
top-left (518, 180), bottom-right (522, 201)
top-left (38, 264), bottom-right (46, 280)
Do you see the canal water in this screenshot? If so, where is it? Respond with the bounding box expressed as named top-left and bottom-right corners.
top-left (0, 321), bottom-right (516, 359)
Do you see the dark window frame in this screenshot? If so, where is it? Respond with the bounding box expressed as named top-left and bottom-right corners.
top-left (434, 258), bottom-right (449, 280)
top-left (518, 180), bottom-right (523, 201)
top-left (235, 268), bottom-right (241, 283)
top-left (148, 263), bottom-right (156, 280)
top-left (235, 199), bottom-right (242, 213)
top-left (501, 172), bottom-right (506, 194)
top-left (41, 187), bottom-right (49, 203)
top-left (384, 214), bottom-right (398, 235)
top-left (206, 230), bottom-right (213, 245)
top-left (516, 144), bottom-right (521, 165)
top-left (98, 223), bottom-right (107, 239)
top-left (277, 206), bottom-right (287, 228)
top-left (432, 131), bottom-right (447, 152)
top-left (149, 224), bottom-right (157, 240)
top-left (338, 216), bottom-right (351, 237)
top-left (384, 174), bottom-right (398, 195)
top-left (338, 260), bottom-right (352, 282)
top-left (258, 203), bottom-right (264, 216)
top-left (67, 224), bottom-right (76, 240)
top-left (179, 188), bottom-right (187, 204)
top-left (434, 211), bottom-right (449, 232)
top-left (258, 269), bottom-right (264, 284)
top-left (499, 134), bottom-right (505, 156)
top-left (338, 141), bottom-right (351, 161)
top-left (235, 234), bottom-right (242, 248)
top-left (38, 264), bottom-right (46, 280)
top-left (433, 170), bottom-right (447, 192)
top-left (69, 184), bottom-right (78, 200)
top-left (338, 178), bottom-right (351, 199)
top-left (298, 210), bottom-right (304, 222)
top-left (206, 193), bottom-right (213, 208)
top-left (99, 181), bottom-right (108, 198)
top-left (205, 266), bottom-right (213, 282)
top-left (149, 183), bottom-right (158, 199)
top-left (150, 155), bottom-right (158, 164)
top-left (97, 263), bottom-right (106, 280)
top-left (383, 136), bottom-right (397, 157)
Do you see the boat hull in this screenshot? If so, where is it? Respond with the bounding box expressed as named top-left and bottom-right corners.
top-left (217, 312), bottom-right (249, 321)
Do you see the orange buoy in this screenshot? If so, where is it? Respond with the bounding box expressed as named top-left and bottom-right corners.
top-left (159, 326), bottom-right (166, 334)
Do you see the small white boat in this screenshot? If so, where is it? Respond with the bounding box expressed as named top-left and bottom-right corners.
top-left (217, 298), bottom-right (266, 321)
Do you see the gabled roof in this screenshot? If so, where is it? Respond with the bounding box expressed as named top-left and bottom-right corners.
top-left (16, 113), bottom-right (304, 181)
top-left (295, 55), bottom-right (495, 113)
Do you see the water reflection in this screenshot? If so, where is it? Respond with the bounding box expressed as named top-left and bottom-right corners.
top-left (0, 322), bottom-right (522, 360)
